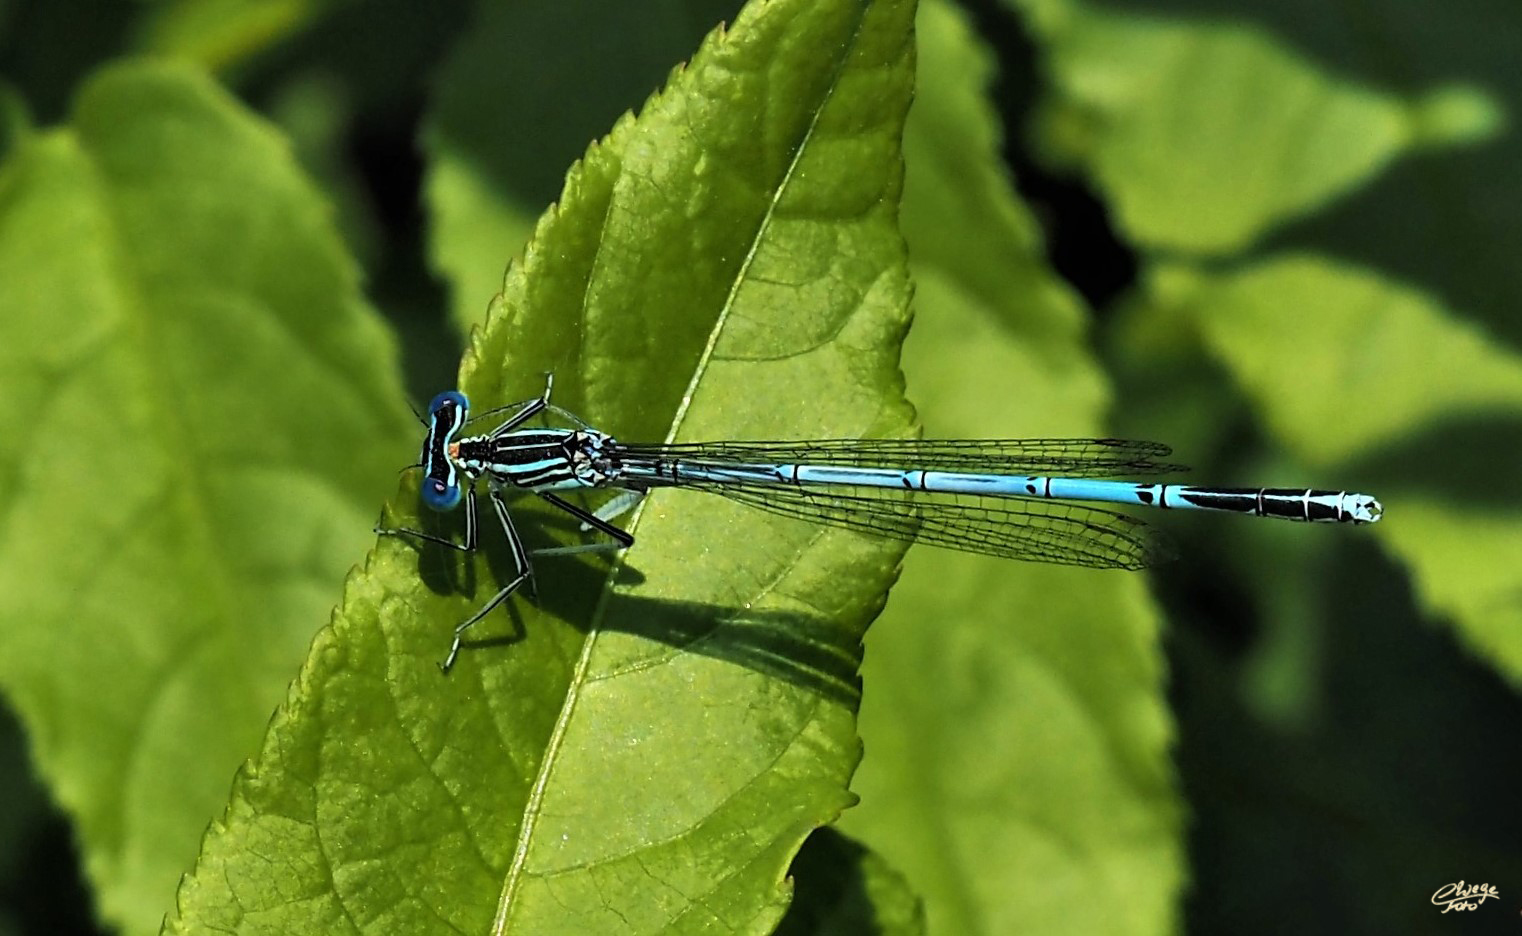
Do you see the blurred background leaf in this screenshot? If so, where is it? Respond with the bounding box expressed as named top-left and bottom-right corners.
top-left (1143, 257), bottom-right (1522, 679)
top-left (131, 0), bottom-right (345, 71)
top-left (0, 79), bottom-right (28, 165)
top-left (1001, 0), bottom-right (1522, 932)
top-left (1015, 0), bottom-right (1500, 254)
top-left (0, 63), bottom-right (413, 935)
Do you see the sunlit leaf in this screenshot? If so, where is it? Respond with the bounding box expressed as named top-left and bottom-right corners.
top-left (168, 0), bottom-right (920, 931)
top-left (0, 62), bottom-right (412, 934)
top-left (837, 4), bottom-right (1182, 935)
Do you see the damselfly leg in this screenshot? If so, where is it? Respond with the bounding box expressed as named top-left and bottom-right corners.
top-left (378, 375), bottom-right (643, 671)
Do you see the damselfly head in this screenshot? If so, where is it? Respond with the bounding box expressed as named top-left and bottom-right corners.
top-left (419, 390), bottom-right (470, 512)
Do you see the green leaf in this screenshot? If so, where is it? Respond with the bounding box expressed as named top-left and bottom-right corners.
top-left (425, 0), bottom-right (746, 335)
top-left (168, 0), bottom-right (919, 932)
top-left (1011, 0), bottom-right (1502, 254)
top-left (1155, 255), bottom-right (1522, 685)
top-left (0, 62), bottom-right (412, 934)
top-left (837, 3), bottom-right (1182, 934)
top-left (0, 78), bottom-right (30, 166)
top-left (131, 0), bottom-right (341, 71)
top-left (1159, 257), bottom-right (1522, 465)
top-left (999, 0), bottom-right (1522, 695)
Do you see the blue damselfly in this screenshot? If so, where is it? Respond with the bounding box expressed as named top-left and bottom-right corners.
top-left (378, 376), bottom-right (1382, 671)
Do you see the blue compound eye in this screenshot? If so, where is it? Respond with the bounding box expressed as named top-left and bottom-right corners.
top-left (428, 390), bottom-right (469, 419)
top-left (421, 476), bottom-right (462, 512)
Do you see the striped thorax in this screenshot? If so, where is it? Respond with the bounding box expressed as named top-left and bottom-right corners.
top-left (454, 428), bottom-right (621, 492)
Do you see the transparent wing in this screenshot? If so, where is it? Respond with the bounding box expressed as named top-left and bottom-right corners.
top-left (672, 477), bottom-right (1172, 570)
top-left (618, 437), bottom-right (1185, 478)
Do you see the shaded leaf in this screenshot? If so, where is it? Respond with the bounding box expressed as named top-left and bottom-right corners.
top-left (425, 0), bottom-right (745, 334)
top-left (1011, 0), bottom-right (1500, 254)
top-left (0, 62), bottom-right (412, 934)
top-left (837, 3), bottom-right (1182, 935)
top-left (776, 827), bottom-right (924, 935)
top-left (1063, 0), bottom-right (1522, 364)
top-left (1165, 254), bottom-right (1522, 685)
top-left (0, 0), bottom-right (137, 123)
top-left (0, 78), bottom-right (29, 165)
top-left (168, 0), bottom-right (919, 932)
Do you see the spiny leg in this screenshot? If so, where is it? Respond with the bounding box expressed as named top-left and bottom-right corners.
top-left (436, 484), bottom-right (630, 671)
top-left (380, 477), bottom-right (641, 672)
top-left (479, 373), bottom-right (556, 438)
top-left (440, 486), bottom-right (536, 672)
top-left (440, 568), bottom-right (530, 672)
top-left (471, 375), bottom-right (598, 434)
top-left (374, 481), bottom-right (529, 672)
top-left (374, 479), bottom-right (480, 552)
top-left (529, 490), bottom-right (638, 558)
top-left (488, 486), bottom-right (536, 598)
top-left (443, 487), bottom-right (634, 671)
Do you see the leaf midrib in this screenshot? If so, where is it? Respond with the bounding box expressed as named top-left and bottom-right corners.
top-left (491, 7), bottom-right (871, 929)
